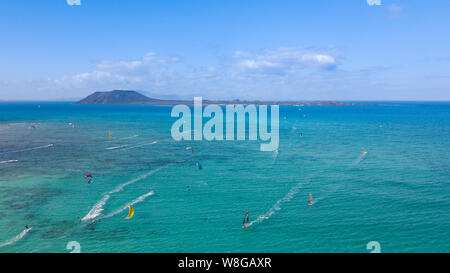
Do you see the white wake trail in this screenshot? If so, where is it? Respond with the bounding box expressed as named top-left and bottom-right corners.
top-left (0, 144), bottom-right (53, 155)
top-left (117, 134), bottom-right (139, 140)
top-left (81, 164), bottom-right (172, 221)
top-left (102, 190), bottom-right (154, 219)
top-left (248, 151), bottom-right (368, 227)
top-left (81, 194), bottom-right (110, 221)
top-left (247, 181), bottom-right (308, 227)
top-left (105, 144), bottom-right (129, 150)
top-left (105, 137), bottom-right (155, 150)
top-left (120, 141), bottom-right (157, 151)
top-left (348, 151), bottom-right (368, 169)
top-left (0, 228), bottom-right (32, 248)
top-left (108, 164), bottom-right (170, 195)
top-left (105, 141), bottom-right (157, 151)
top-left (315, 151), bottom-right (369, 202)
top-left (0, 160), bottom-right (19, 164)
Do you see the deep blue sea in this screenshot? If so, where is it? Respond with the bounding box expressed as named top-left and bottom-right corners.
top-left (0, 102), bottom-right (449, 253)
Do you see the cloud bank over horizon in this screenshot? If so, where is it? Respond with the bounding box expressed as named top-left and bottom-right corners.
top-left (3, 44), bottom-right (448, 101)
top-left (45, 47), bottom-right (345, 101)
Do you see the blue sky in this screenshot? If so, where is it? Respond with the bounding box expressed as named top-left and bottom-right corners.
top-left (0, 0), bottom-right (449, 101)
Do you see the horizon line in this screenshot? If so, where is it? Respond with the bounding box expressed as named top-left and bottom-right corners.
top-left (1, 99), bottom-right (449, 103)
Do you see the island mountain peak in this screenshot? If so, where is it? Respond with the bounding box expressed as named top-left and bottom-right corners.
top-left (77, 90), bottom-right (161, 105)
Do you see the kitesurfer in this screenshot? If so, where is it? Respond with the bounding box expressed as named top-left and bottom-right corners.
top-left (125, 206), bottom-right (134, 220)
top-left (84, 174), bottom-right (94, 184)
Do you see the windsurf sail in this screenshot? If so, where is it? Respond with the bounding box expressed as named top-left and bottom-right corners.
top-left (196, 162), bottom-right (203, 170)
top-left (244, 211), bottom-right (249, 223)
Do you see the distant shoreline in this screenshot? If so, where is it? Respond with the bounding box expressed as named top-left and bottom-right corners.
top-left (0, 100), bottom-right (450, 103)
top-left (2, 100), bottom-right (450, 105)
top-left (74, 90), bottom-right (370, 106)
top-left (77, 100), bottom-right (370, 106)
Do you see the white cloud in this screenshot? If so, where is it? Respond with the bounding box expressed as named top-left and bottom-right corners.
top-left (53, 52), bottom-right (180, 93)
top-left (366, 0), bottom-right (381, 6)
top-left (233, 47), bottom-right (338, 76)
top-left (66, 0), bottom-right (81, 6)
top-left (142, 52), bottom-right (179, 63)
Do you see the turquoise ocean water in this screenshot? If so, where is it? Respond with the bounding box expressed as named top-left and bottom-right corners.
top-left (0, 102), bottom-right (449, 253)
